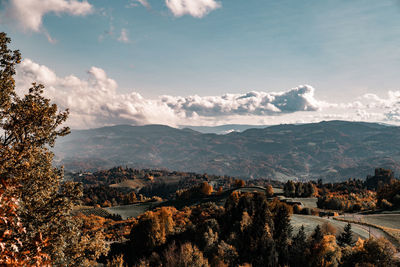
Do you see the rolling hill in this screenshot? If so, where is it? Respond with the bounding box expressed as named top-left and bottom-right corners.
top-left (53, 120), bottom-right (400, 181)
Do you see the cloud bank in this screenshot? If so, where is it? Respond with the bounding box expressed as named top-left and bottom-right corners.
top-left (15, 59), bottom-right (326, 128)
top-left (15, 59), bottom-right (400, 129)
top-left (161, 85), bottom-right (321, 117)
top-left (165, 0), bottom-right (221, 18)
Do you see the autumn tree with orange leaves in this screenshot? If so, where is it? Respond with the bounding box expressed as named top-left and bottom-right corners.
top-left (0, 32), bottom-right (107, 266)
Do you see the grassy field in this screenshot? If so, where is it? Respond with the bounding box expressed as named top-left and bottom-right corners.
top-left (288, 198), bottom-right (318, 208)
top-left (273, 187), bottom-right (283, 194)
top-left (106, 202), bottom-right (155, 219)
top-left (291, 214), bottom-right (371, 240)
top-left (360, 214), bottom-right (400, 229)
top-left (234, 187), bottom-right (266, 193)
top-left (334, 216), bottom-right (400, 248)
top-left (278, 197), bottom-right (318, 208)
top-left (109, 179), bottom-right (145, 189)
top-left (291, 214), bottom-right (326, 235)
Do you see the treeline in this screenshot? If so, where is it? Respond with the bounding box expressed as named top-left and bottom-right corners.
top-left (316, 180), bottom-right (376, 212)
top-left (72, 166), bottom-right (138, 186)
top-left (175, 182), bottom-right (214, 200)
top-left (283, 180), bottom-right (317, 197)
top-left (72, 167), bottom-right (237, 188)
top-left (73, 167), bottom-right (249, 206)
top-left (315, 168), bottom-right (400, 212)
top-left (104, 192), bottom-right (398, 267)
top-left (82, 186), bottom-right (162, 207)
top-left (377, 179), bottom-right (400, 209)
top-left (316, 192), bottom-right (376, 212)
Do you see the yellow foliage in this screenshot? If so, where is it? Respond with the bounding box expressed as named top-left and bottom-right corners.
top-left (200, 182), bottom-right (213, 195)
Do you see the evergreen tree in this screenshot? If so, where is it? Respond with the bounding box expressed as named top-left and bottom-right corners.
top-left (308, 225), bottom-right (325, 267)
top-left (337, 223), bottom-right (355, 247)
top-left (311, 225), bottom-right (324, 245)
top-left (284, 181), bottom-right (296, 197)
top-left (289, 225), bottom-right (308, 267)
top-left (273, 203), bottom-right (292, 266)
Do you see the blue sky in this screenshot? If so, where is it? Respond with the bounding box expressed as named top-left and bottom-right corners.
top-left (2, 0), bottom-right (400, 128)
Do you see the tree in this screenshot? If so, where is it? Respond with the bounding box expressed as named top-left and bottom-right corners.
top-left (289, 226), bottom-right (308, 267)
top-left (234, 179), bottom-right (245, 188)
top-left (310, 225), bottom-right (323, 245)
top-left (162, 242), bottom-right (210, 267)
top-left (200, 182), bottom-right (213, 196)
top-left (128, 207), bottom-right (178, 264)
top-left (309, 226), bottom-right (341, 267)
top-left (224, 192), bottom-right (277, 266)
top-left (0, 32), bottom-right (107, 265)
top-left (337, 223), bottom-right (354, 247)
top-left (272, 203), bottom-right (292, 266)
top-left (284, 180), bottom-right (296, 197)
top-left (0, 180), bottom-right (50, 265)
top-left (0, 32), bottom-right (51, 266)
top-left (265, 184), bottom-right (274, 197)
top-left (341, 238), bottom-right (396, 267)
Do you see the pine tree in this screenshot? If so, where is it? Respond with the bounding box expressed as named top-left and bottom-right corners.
top-left (273, 203), bottom-right (292, 266)
top-left (311, 224), bottom-right (323, 244)
top-left (308, 225), bottom-right (325, 267)
top-left (337, 223), bottom-right (355, 247)
top-left (289, 225), bottom-right (308, 267)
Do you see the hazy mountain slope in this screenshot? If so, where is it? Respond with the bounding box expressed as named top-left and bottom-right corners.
top-left (53, 121), bottom-right (400, 181)
top-left (179, 124), bottom-right (270, 134)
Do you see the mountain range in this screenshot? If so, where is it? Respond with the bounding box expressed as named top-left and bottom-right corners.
top-left (53, 120), bottom-right (400, 182)
top-left (178, 124), bottom-right (270, 134)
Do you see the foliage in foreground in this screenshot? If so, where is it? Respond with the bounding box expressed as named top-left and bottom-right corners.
top-left (0, 32), bottom-right (108, 266)
top-left (106, 192), bottom-right (398, 267)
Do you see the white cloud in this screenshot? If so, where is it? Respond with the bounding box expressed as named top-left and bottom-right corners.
top-left (161, 85), bottom-right (322, 117)
top-left (17, 59), bottom-right (400, 128)
top-left (118, 28), bottom-right (130, 43)
top-left (360, 91), bottom-right (400, 122)
top-left (165, 0), bottom-right (221, 18)
top-left (363, 91), bottom-right (400, 108)
top-left (126, 0), bottom-right (150, 8)
top-left (2, 0), bottom-right (93, 39)
top-left (385, 108), bottom-right (400, 122)
top-left (15, 59), bottom-right (329, 129)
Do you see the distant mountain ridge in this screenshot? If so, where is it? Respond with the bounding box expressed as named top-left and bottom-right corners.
top-left (179, 124), bottom-right (270, 134)
top-left (53, 121), bottom-right (400, 182)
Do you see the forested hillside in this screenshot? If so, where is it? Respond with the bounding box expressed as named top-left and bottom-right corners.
top-left (55, 121), bottom-right (400, 181)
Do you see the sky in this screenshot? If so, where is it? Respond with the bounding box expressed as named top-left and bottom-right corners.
top-left (2, 0), bottom-right (400, 129)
